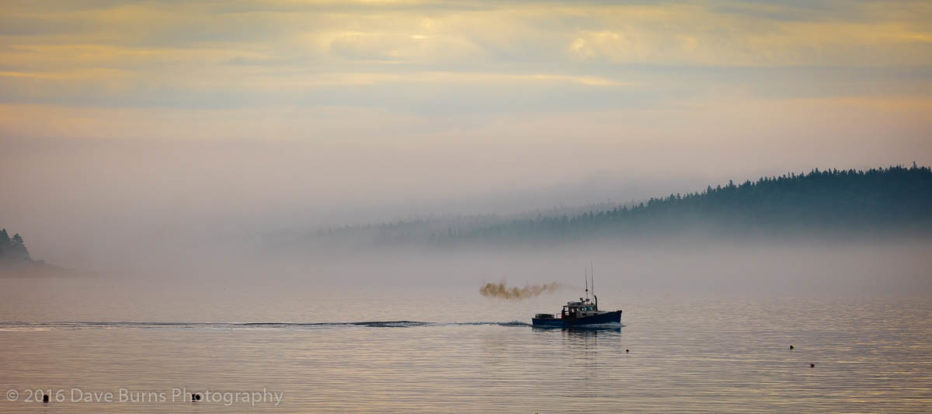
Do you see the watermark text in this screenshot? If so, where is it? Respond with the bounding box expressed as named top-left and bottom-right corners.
top-left (5, 387), bottom-right (283, 406)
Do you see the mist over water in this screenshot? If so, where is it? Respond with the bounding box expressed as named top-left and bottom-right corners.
top-left (1, 235), bottom-right (929, 324)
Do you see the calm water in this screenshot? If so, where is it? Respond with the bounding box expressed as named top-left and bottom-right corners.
top-left (1, 288), bottom-right (930, 412)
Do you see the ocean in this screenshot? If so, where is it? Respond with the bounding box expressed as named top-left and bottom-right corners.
top-left (1, 280), bottom-right (929, 413)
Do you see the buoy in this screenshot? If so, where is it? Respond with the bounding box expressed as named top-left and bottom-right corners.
top-left (625, 349), bottom-right (629, 353)
top-left (789, 345), bottom-right (794, 350)
top-left (810, 363), bottom-right (815, 368)
top-left (42, 394), bottom-right (49, 403)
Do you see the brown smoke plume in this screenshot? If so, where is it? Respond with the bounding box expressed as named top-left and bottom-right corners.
top-left (479, 281), bottom-right (561, 300)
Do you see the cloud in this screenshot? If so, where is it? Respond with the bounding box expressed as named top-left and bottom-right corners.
top-left (0, 0), bottom-right (928, 129)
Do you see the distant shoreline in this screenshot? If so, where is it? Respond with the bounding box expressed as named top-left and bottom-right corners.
top-left (0, 261), bottom-right (80, 278)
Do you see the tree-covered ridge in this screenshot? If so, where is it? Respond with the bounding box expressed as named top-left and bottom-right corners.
top-left (448, 165), bottom-right (932, 242)
top-left (0, 229), bottom-right (32, 262)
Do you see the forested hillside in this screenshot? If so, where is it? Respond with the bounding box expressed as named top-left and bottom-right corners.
top-left (287, 165), bottom-right (932, 250)
top-left (452, 165), bottom-right (932, 242)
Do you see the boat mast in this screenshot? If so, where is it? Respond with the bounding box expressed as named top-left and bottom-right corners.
top-left (584, 267), bottom-right (589, 300)
top-left (591, 262), bottom-right (597, 308)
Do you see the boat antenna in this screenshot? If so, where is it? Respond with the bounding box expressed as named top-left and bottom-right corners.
top-left (591, 262), bottom-right (594, 296)
top-left (584, 267), bottom-right (589, 300)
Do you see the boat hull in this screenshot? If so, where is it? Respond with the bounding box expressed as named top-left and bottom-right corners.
top-left (532, 310), bottom-right (621, 328)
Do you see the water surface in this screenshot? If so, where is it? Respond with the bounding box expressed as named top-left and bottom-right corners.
top-left (1, 291), bottom-right (929, 412)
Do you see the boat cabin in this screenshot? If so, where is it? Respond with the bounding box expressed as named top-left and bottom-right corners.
top-left (561, 296), bottom-right (600, 319)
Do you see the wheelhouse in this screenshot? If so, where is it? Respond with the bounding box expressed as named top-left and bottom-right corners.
top-left (561, 297), bottom-right (600, 319)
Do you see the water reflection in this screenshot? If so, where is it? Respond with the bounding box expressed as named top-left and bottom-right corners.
top-left (529, 326), bottom-right (622, 333)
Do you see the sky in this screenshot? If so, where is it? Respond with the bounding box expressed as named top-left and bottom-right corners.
top-left (1, 0), bottom-right (931, 267)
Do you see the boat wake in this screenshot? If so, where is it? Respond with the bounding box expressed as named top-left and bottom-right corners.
top-left (0, 320), bottom-right (532, 331)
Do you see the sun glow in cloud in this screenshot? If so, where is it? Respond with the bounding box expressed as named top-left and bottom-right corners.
top-left (1, 1), bottom-right (929, 112)
top-left (1, 2), bottom-right (927, 140)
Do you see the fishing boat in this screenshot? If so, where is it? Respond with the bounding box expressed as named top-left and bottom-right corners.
top-left (531, 270), bottom-right (621, 328)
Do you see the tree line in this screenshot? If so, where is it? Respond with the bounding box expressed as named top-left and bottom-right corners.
top-left (443, 165), bottom-right (932, 242)
top-left (0, 229), bottom-right (32, 262)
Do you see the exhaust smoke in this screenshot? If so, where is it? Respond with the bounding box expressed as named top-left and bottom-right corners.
top-left (479, 281), bottom-right (561, 300)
